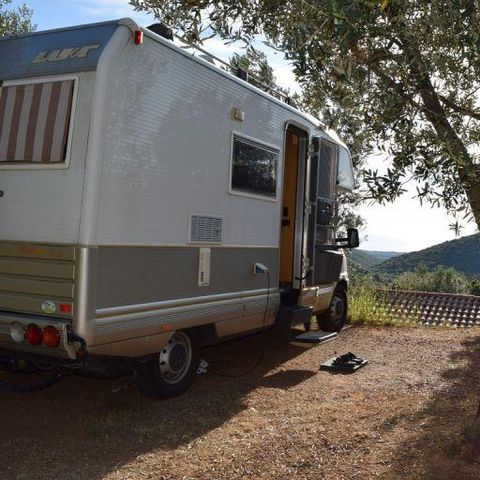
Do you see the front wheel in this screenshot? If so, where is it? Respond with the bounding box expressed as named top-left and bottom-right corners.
top-left (316, 286), bottom-right (348, 332)
top-left (134, 330), bottom-right (200, 399)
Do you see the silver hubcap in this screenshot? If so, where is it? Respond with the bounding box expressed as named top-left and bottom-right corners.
top-left (330, 295), bottom-right (345, 323)
top-left (158, 332), bottom-right (192, 384)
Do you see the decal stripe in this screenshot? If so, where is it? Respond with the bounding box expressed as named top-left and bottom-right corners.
top-left (0, 87), bottom-right (14, 158)
top-left (42, 81), bottom-right (61, 162)
top-left (7, 84), bottom-right (25, 160)
top-left (0, 86), bottom-right (8, 151)
top-left (24, 83), bottom-right (43, 162)
top-left (32, 81), bottom-right (52, 163)
top-left (14, 84), bottom-right (34, 161)
top-left (51, 81), bottom-right (73, 162)
top-left (60, 83), bottom-right (74, 161)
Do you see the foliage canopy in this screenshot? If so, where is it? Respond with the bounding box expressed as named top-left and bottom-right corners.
top-left (0, 0), bottom-right (34, 36)
top-left (131, 0), bottom-right (480, 230)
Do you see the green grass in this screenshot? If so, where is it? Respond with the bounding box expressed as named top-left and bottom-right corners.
top-left (348, 282), bottom-right (419, 327)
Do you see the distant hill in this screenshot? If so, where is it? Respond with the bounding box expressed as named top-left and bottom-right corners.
top-left (350, 249), bottom-right (403, 269)
top-left (365, 250), bottom-right (403, 262)
top-left (373, 234), bottom-right (480, 277)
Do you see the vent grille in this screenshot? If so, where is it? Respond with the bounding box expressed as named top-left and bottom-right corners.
top-left (191, 215), bottom-right (222, 243)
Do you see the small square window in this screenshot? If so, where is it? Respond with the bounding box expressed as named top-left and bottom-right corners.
top-left (231, 135), bottom-right (278, 198)
top-left (0, 78), bottom-right (75, 166)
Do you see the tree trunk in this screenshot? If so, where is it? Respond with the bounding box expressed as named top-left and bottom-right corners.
top-left (465, 182), bottom-right (480, 229)
top-left (400, 38), bottom-right (480, 230)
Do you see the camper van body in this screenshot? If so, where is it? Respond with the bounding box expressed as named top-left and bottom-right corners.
top-left (0, 19), bottom-right (356, 392)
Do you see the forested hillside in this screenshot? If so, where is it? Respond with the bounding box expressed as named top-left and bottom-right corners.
top-left (350, 249), bottom-right (402, 269)
top-left (372, 234), bottom-right (480, 277)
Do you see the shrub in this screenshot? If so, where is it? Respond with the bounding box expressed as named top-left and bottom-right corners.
top-left (391, 266), bottom-right (469, 294)
top-left (470, 278), bottom-right (480, 296)
top-left (348, 276), bottom-right (393, 326)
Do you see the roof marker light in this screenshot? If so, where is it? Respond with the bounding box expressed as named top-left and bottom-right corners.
top-left (134, 30), bottom-right (144, 45)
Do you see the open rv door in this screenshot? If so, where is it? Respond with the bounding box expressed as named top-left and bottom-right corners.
top-left (303, 136), bottom-right (344, 287)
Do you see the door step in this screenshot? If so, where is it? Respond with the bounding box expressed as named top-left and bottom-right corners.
top-left (290, 330), bottom-right (337, 347)
top-left (278, 305), bottom-right (313, 327)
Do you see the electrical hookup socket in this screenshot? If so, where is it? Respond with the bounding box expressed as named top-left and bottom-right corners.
top-left (253, 263), bottom-right (269, 276)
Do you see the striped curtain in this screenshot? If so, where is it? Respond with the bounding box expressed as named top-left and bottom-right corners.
top-left (0, 80), bottom-right (74, 164)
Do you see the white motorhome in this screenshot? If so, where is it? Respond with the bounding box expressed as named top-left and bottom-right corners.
top-left (0, 19), bottom-right (358, 397)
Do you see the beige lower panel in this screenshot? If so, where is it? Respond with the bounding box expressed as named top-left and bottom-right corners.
top-left (300, 286), bottom-right (334, 313)
top-left (88, 331), bottom-right (174, 357)
top-left (313, 292), bottom-right (333, 313)
top-left (214, 318), bottom-right (238, 337)
top-left (215, 294), bottom-right (279, 336)
top-left (237, 314), bottom-right (264, 333)
top-left (300, 288), bottom-right (316, 308)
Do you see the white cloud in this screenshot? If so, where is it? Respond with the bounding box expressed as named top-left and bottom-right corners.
top-left (203, 37), bottom-right (244, 58)
top-left (357, 152), bottom-right (478, 252)
top-left (272, 64), bottom-right (300, 94)
top-left (359, 195), bottom-right (477, 252)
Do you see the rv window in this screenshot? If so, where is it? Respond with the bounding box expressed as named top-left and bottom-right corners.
top-left (0, 79), bottom-right (75, 166)
top-left (231, 136), bottom-right (278, 198)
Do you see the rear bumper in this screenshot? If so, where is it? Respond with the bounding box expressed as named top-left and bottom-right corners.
top-left (0, 312), bottom-right (77, 359)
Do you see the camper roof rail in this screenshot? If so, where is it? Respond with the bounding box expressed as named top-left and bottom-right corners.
top-left (191, 41), bottom-right (290, 103)
top-left (159, 28), bottom-right (291, 105)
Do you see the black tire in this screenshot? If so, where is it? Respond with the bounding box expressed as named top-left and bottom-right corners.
top-left (134, 329), bottom-right (200, 399)
top-left (316, 285), bottom-right (348, 332)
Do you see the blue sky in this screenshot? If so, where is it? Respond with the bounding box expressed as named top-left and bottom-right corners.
top-left (10, 0), bottom-right (153, 29)
top-left (8, 0), bottom-right (478, 251)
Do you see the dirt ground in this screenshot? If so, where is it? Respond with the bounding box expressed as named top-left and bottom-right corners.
top-left (1, 325), bottom-right (480, 480)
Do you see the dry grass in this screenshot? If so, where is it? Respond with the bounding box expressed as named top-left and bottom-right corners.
top-left (1, 326), bottom-right (480, 479)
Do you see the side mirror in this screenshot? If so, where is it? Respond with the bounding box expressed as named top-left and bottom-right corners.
top-left (346, 228), bottom-right (360, 248)
top-left (335, 228), bottom-right (360, 248)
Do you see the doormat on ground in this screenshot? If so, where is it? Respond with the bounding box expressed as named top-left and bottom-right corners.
top-left (320, 352), bottom-right (368, 373)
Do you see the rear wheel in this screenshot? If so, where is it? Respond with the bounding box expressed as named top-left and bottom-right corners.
top-left (316, 285), bottom-right (348, 332)
top-left (134, 330), bottom-right (200, 399)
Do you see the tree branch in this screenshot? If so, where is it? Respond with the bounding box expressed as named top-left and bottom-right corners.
top-left (437, 94), bottom-right (480, 122)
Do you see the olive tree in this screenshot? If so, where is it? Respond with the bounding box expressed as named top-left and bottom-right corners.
top-left (0, 0), bottom-right (34, 36)
top-left (130, 0), bottom-right (480, 230)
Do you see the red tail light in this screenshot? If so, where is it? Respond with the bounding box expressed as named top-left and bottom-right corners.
top-left (134, 30), bottom-right (143, 45)
top-left (59, 303), bottom-right (72, 314)
top-left (25, 324), bottom-right (42, 346)
top-left (43, 326), bottom-right (60, 348)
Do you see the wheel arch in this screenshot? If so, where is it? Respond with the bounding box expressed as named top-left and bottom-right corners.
top-left (336, 278), bottom-right (348, 292)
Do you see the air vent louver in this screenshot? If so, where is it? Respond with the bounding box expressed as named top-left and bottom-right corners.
top-left (191, 215), bottom-right (222, 243)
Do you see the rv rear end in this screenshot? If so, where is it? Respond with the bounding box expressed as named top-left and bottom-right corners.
top-left (0, 19), bottom-right (358, 398)
top-left (0, 21), bottom-right (127, 362)
top-left (0, 19), bottom-right (277, 395)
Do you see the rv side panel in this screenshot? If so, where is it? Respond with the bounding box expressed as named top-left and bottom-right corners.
top-left (77, 27), bottom-right (318, 352)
